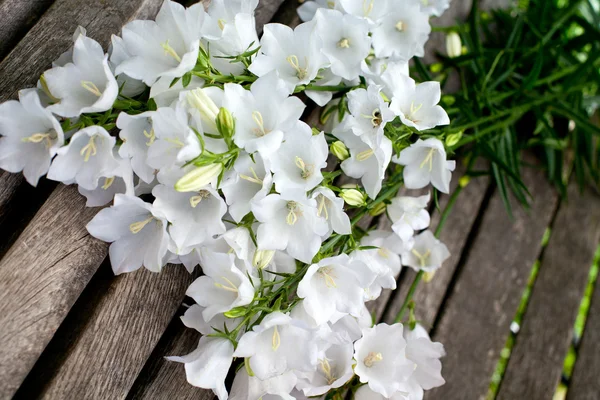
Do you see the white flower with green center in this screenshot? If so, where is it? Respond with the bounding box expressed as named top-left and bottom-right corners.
top-left (296, 341), bottom-right (355, 396)
top-left (186, 248), bottom-right (254, 321)
top-left (401, 230), bottom-right (450, 272)
top-left (115, 0), bottom-right (219, 85)
top-left (311, 186), bottom-right (351, 238)
top-left (271, 122), bottom-right (328, 193)
top-left (390, 75), bottom-right (450, 131)
top-left (298, 0), bottom-right (344, 22)
top-left (354, 323), bottom-right (416, 397)
top-left (252, 190), bottom-right (328, 263)
top-left (116, 111), bottom-right (156, 184)
top-left (233, 312), bottom-right (318, 380)
top-left (315, 9), bottom-right (372, 80)
top-left (44, 35), bottom-right (118, 118)
top-left (394, 138), bottom-right (455, 193)
top-left (347, 85), bottom-right (395, 147)
top-left (371, 2), bottom-right (431, 61)
top-left (224, 72), bottom-right (305, 156)
top-left (388, 192), bottom-right (431, 241)
top-left (229, 369), bottom-right (297, 400)
top-left (47, 125), bottom-right (120, 190)
top-left (404, 323), bottom-right (446, 390)
top-left (0, 89), bottom-right (64, 186)
top-left (339, 0), bottom-right (391, 23)
top-left (249, 21), bottom-right (327, 94)
top-left (86, 194), bottom-right (170, 274)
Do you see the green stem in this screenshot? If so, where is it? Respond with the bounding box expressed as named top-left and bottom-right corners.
top-left (192, 71), bottom-right (257, 84)
top-left (295, 84), bottom-right (356, 93)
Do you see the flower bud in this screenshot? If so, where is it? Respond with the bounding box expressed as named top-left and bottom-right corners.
top-left (330, 141), bottom-right (349, 161)
top-left (368, 201), bottom-right (387, 217)
top-left (445, 131), bottom-right (463, 147)
top-left (340, 189), bottom-right (367, 207)
top-left (216, 107), bottom-right (235, 139)
top-left (187, 88), bottom-right (219, 133)
top-left (253, 249), bottom-right (275, 270)
top-left (459, 175), bottom-right (471, 188)
top-left (175, 163), bottom-right (223, 192)
top-left (446, 32), bottom-right (462, 58)
top-left (224, 306), bottom-right (247, 319)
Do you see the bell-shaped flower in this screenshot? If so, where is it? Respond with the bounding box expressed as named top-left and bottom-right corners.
top-left (153, 184), bottom-right (226, 253)
top-left (347, 85), bottom-right (395, 147)
top-left (222, 152), bottom-right (273, 223)
top-left (362, 59), bottom-right (410, 99)
top-left (335, 120), bottom-right (392, 199)
top-left (354, 382), bottom-right (423, 400)
top-left (167, 336), bottom-right (234, 400)
top-left (116, 111), bottom-right (156, 184)
top-left (296, 341), bottom-right (354, 396)
top-left (339, 0), bottom-right (390, 23)
top-left (182, 86), bottom-right (227, 137)
top-left (249, 21), bottom-right (327, 94)
top-left (78, 153), bottom-right (135, 207)
top-left (404, 324), bottom-right (446, 390)
top-left (311, 187), bottom-right (351, 238)
top-left (371, 3), bottom-right (430, 61)
top-left (86, 194), bottom-right (170, 274)
top-left (115, 0), bottom-right (218, 85)
top-left (47, 125), bottom-right (120, 190)
top-left (271, 123), bottom-right (328, 193)
top-left (420, 0), bottom-right (451, 17)
top-left (390, 75), bottom-right (450, 131)
top-left (181, 303), bottom-right (241, 336)
top-left (233, 312), bottom-right (318, 380)
top-left (44, 35), bottom-right (118, 118)
top-left (186, 248), bottom-right (254, 321)
top-left (207, 0), bottom-right (259, 23)
top-left (230, 369), bottom-right (297, 400)
top-left (388, 192), bottom-right (431, 241)
top-left (315, 9), bottom-right (371, 80)
top-left (401, 230), bottom-right (450, 273)
top-left (330, 304), bottom-right (373, 343)
top-left (224, 72), bottom-right (305, 156)
top-left (297, 254), bottom-right (369, 325)
top-left (354, 323), bottom-right (416, 397)
top-left (298, 0), bottom-right (344, 21)
top-left (394, 138), bottom-right (455, 193)
top-left (252, 190), bottom-right (328, 263)
top-left (0, 89), bottom-right (64, 186)
top-left (109, 34), bottom-right (146, 97)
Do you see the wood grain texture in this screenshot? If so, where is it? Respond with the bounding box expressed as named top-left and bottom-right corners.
top-left (497, 183), bottom-right (600, 400)
top-left (425, 162), bottom-right (559, 400)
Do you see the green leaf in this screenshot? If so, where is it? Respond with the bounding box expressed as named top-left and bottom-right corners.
top-left (182, 72), bottom-right (192, 88)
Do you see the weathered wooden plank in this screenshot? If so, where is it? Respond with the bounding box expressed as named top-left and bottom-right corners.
top-left (424, 162), bottom-right (559, 400)
top-left (0, 0), bottom-right (166, 397)
top-left (497, 183), bottom-right (600, 400)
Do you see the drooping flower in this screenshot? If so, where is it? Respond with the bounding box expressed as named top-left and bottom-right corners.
top-left (401, 230), bottom-right (450, 273)
top-left (0, 89), bottom-right (64, 186)
top-left (86, 194), bottom-right (170, 274)
top-left (346, 85), bottom-right (395, 147)
top-left (394, 138), bottom-right (455, 193)
top-left (311, 186), bottom-right (351, 237)
top-left (387, 192), bottom-right (431, 241)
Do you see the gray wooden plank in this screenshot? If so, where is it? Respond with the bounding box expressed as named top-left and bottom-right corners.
top-left (497, 183), bottom-right (600, 400)
top-left (0, 0), bottom-right (165, 397)
top-left (423, 161), bottom-right (559, 400)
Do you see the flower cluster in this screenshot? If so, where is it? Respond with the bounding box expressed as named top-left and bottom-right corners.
top-left (0, 0), bottom-right (455, 399)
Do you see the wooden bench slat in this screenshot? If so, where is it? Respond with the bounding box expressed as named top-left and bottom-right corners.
top-left (497, 183), bottom-right (600, 399)
top-left (424, 162), bottom-right (559, 399)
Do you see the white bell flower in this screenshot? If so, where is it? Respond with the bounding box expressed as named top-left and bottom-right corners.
top-left (404, 323), bottom-right (446, 390)
top-left (182, 86), bottom-right (227, 137)
top-left (314, 9), bottom-right (371, 80)
top-left (371, 2), bottom-right (431, 61)
top-left (401, 230), bottom-right (450, 273)
top-left (297, 254), bottom-right (369, 325)
top-left (86, 194), bottom-right (170, 274)
top-left (109, 35), bottom-right (146, 97)
top-left (330, 304), bottom-right (373, 342)
top-left (230, 369), bottom-right (297, 400)
top-left (390, 75), bottom-right (450, 131)
top-left (44, 35), bottom-right (118, 118)
top-left (334, 120), bottom-right (392, 199)
top-left (361, 59), bottom-right (410, 99)
top-left (271, 122), bottom-right (328, 193)
top-left (250, 21), bottom-right (327, 94)
top-left (354, 382), bottom-right (423, 400)
top-left (224, 72), bottom-right (305, 156)
top-left (354, 323), bottom-right (416, 397)
top-left (347, 85), bottom-right (395, 147)
top-left (298, 0), bottom-right (344, 22)
top-left (153, 184), bottom-right (226, 253)
top-left (167, 336), bottom-right (234, 400)
top-left (0, 89), bottom-right (64, 186)
top-left (233, 312), bottom-right (318, 380)
top-left (394, 138), bottom-right (455, 193)
top-left (296, 341), bottom-right (354, 396)
top-left (47, 125), bottom-right (120, 190)
top-left (311, 186), bottom-right (351, 238)
top-left (388, 192), bottom-right (431, 241)
top-left (419, 0), bottom-right (451, 17)
top-left (115, 0), bottom-right (218, 85)
top-left (186, 248), bottom-right (254, 321)
top-left (51, 26), bottom-right (87, 67)
top-left (252, 190), bottom-right (328, 263)
top-left (305, 68), bottom-right (342, 107)
top-left (207, 0), bottom-right (258, 23)
top-left (339, 0), bottom-right (390, 23)
top-left (78, 153), bottom-right (135, 207)
top-left (116, 111), bottom-right (156, 184)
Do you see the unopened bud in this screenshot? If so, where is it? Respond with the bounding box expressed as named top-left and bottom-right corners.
top-left (330, 141), bottom-right (349, 161)
top-left (446, 32), bottom-right (462, 58)
top-left (459, 175), bottom-right (471, 188)
top-left (253, 249), bottom-right (275, 270)
top-left (175, 163), bottom-right (223, 192)
top-left (187, 88), bottom-right (219, 133)
top-left (445, 131), bottom-right (463, 147)
top-left (369, 201), bottom-right (387, 216)
top-left (216, 107), bottom-right (235, 139)
top-left (224, 306), bottom-right (247, 318)
top-left (430, 63), bottom-right (443, 73)
top-left (340, 189), bottom-right (367, 207)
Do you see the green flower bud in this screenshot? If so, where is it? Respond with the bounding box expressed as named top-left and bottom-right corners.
top-left (340, 189), bottom-right (367, 207)
top-left (175, 163), bottom-right (223, 192)
top-left (330, 141), bottom-right (349, 161)
top-left (445, 131), bottom-right (463, 147)
top-left (253, 249), bottom-right (275, 270)
top-left (224, 306), bottom-right (247, 319)
top-left (446, 32), bottom-right (462, 58)
top-left (430, 63), bottom-right (443, 73)
top-left (216, 107), bottom-right (235, 139)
